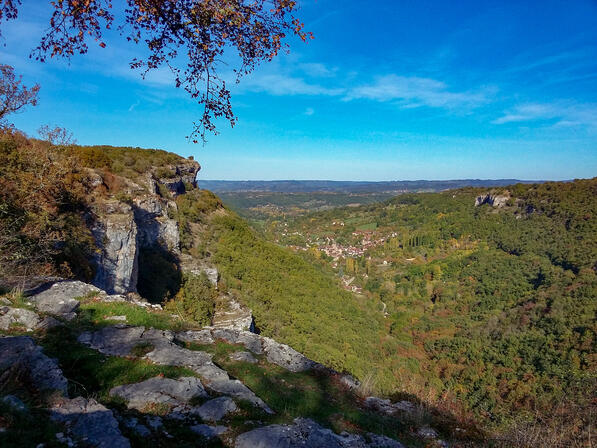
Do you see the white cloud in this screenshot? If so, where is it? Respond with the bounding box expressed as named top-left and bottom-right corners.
top-left (493, 102), bottom-right (597, 130)
top-left (343, 75), bottom-right (489, 109)
top-left (304, 107), bottom-right (315, 116)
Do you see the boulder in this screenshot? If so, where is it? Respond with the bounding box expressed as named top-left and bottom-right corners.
top-left (417, 427), bottom-right (439, 439)
top-left (109, 376), bottom-right (207, 411)
top-left (0, 336), bottom-right (68, 394)
top-left (0, 306), bottom-right (43, 331)
top-left (28, 280), bottom-right (97, 319)
top-left (51, 397), bottom-right (130, 448)
top-left (78, 326), bottom-right (150, 357)
top-left (192, 396), bottom-right (237, 422)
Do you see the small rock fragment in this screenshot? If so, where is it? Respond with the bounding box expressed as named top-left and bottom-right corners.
top-left (417, 426), bottom-right (439, 439)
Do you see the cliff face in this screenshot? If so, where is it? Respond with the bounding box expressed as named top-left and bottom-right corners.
top-left (474, 192), bottom-right (510, 207)
top-left (90, 159), bottom-right (200, 294)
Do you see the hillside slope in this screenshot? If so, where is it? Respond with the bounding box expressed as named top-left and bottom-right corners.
top-left (266, 179), bottom-right (596, 446)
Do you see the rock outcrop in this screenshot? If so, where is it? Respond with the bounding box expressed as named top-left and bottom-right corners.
top-left (78, 325), bottom-right (273, 413)
top-left (0, 306), bottom-right (44, 331)
top-left (474, 192), bottom-right (509, 208)
top-left (152, 160), bottom-right (200, 196)
top-left (91, 202), bottom-right (139, 294)
top-left (177, 327), bottom-right (360, 386)
top-left (211, 296), bottom-right (255, 332)
top-left (235, 418), bottom-right (406, 448)
top-left (364, 396), bottom-right (416, 415)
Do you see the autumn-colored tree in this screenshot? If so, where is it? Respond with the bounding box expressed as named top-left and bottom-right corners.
top-left (0, 0), bottom-right (311, 141)
top-left (0, 64), bottom-right (40, 124)
top-left (38, 124), bottom-right (77, 145)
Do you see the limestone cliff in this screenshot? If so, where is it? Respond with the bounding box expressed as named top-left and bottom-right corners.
top-left (474, 191), bottom-right (510, 207)
top-left (89, 159), bottom-right (199, 294)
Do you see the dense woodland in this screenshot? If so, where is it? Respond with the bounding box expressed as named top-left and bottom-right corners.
top-left (255, 180), bottom-right (596, 444)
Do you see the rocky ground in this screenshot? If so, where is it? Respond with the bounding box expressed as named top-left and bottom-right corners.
top-left (0, 280), bottom-right (457, 448)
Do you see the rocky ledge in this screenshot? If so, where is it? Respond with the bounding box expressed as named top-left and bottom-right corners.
top-left (0, 279), bottom-right (446, 447)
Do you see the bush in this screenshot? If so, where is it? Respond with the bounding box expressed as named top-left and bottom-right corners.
top-left (165, 272), bottom-right (217, 326)
top-left (0, 128), bottom-right (95, 285)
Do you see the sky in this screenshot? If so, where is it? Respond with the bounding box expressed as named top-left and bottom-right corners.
top-left (1, 0), bottom-right (597, 181)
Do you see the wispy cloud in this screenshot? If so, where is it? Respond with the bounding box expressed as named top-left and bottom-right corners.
top-left (128, 100), bottom-right (140, 112)
top-left (304, 107), bottom-right (315, 116)
top-left (493, 102), bottom-right (597, 130)
top-left (298, 62), bottom-right (337, 78)
top-left (343, 75), bottom-right (490, 109)
top-left (240, 73), bottom-right (344, 96)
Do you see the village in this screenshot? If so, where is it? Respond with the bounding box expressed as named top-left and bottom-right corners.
top-left (279, 221), bottom-right (402, 294)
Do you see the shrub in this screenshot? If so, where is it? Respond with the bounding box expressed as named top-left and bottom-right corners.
top-left (165, 272), bottom-right (217, 326)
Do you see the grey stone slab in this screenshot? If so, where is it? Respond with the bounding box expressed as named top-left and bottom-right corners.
top-left (109, 376), bottom-right (207, 411)
top-left (261, 337), bottom-right (315, 372)
top-left (0, 336), bottom-right (67, 394)
top-left (192, 397), bottom-right (237, 422)
top-left (51, 397), bottom-right (130, 448)
top-left (28, 280), bottom-right (98, 317)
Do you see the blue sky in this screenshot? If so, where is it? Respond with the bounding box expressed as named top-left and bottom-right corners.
top-left (2, 0), bottom-right (597, 180)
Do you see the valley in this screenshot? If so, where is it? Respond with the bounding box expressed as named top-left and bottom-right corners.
top-left (0, 130), bottom-right (594, 447)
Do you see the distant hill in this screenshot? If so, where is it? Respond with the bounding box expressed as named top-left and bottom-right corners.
top-left (196, 179), bottom-right (541, 193)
